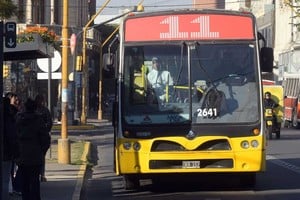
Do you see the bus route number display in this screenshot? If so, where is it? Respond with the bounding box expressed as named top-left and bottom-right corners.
top-left (125, 14), bottom-right (254, 42)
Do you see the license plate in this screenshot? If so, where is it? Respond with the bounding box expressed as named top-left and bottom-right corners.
top-left (182, 161), bottom-right (200, 168)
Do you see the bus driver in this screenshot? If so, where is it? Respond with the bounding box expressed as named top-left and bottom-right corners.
top-left (147, 57), bottom-right (174, 103)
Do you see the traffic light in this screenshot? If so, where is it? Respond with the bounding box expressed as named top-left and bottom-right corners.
top-left (76, 56), bottom-right (82, 71)
top-left (3, 65), bottom-right (9, 78)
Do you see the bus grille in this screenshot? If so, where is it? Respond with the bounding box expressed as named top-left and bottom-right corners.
top-left (149, 159), bottom-right (233, 169)
top-left (151, 139), bottom-right (231, 151)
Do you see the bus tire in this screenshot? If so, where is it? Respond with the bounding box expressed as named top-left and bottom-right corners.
top-left (240, 173), bottom-right (256, 188)
top-left (123, 175), bottom-right (140, 190)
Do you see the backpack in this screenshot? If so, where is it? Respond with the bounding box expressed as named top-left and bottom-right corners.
top-left (201, 87), bottom-right (226, 118)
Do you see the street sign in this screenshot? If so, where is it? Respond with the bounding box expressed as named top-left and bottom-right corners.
top-left (5, 22), bottom-right (16, 48)
top-left (37, 72), bottom-right (62, 80)
top-left (37, 50), bottom-right (62, 73)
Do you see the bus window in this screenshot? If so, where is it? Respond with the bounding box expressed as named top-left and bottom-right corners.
top-left (191, 44), bottom-right (259, 123)
top-left (123, 45), bottom-right (190, 124)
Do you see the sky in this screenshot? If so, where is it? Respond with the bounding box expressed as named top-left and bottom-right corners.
top-left (96, 0), bottom-right (192, 15)
top-left (95, 0), bottom-right (192, 24)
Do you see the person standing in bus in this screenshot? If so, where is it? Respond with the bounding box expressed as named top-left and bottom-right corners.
top-left (147, 57), bottom-right (174, 103)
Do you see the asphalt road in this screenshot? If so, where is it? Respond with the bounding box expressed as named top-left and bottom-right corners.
top-left (79, 126), bottom-right (300, 200)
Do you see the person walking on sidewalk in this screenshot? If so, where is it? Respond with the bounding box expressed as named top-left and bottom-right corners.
top-left (35, 94), bottom-right (52, 182)
top-left (15, 98), bottom-right (51, 200)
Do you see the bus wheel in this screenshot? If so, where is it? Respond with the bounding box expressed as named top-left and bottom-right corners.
top-left (123, 175), bottom-right (140, 190)
top-left (240, 173), bottom-right (256, 188)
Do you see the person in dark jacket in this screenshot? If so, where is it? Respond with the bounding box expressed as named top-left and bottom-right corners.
top-left (6, 92), bottom-right (22, 195)
top-left (15, 98), bottom-right (50, 200)
top-left (264, 91), bottom-right (279, 109)
top-left (2, 96), bottom-right (18, 200)
top-left (35, 94), bottom-right (52, 182)
top-left (264, 91), bottom-right (279, 129)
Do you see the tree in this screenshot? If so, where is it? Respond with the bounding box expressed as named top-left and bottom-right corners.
top-left (285, 0), bottom-right (300, 28)
top-left (0, 0), bottom-right (19, 20)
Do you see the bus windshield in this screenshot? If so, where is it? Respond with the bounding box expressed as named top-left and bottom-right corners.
top-left (123, 43), bottom-right (259, 125)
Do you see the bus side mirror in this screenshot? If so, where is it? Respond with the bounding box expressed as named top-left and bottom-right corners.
top-left (260, 47), bottom-right (274, 73)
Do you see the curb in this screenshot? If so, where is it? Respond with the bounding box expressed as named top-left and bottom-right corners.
top-left (72, 141), bottom-right (91, 200)
top-left (51, 120), bottom-right (111, 131)
top-left (52, 124), bottom-right (96, 131)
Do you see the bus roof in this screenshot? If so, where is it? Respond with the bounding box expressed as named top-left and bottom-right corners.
top-left (124, 9), bottom-right (256, 42)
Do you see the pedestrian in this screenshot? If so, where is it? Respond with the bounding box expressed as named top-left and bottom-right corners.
top-left (5, 92), bottom-right (22, 195)
top-left (35, 94), bottom-right (52, 182)
top-left (15, 98), bottom-right (51, 200)
top-left (2, 96), bottom-right (18, 200)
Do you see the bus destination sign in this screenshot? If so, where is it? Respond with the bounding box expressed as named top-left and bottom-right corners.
top-left (125, 14), bottom-right (254, 42)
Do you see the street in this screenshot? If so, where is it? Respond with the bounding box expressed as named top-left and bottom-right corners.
top-left (1, 1), bottom-right (300, 200)
top-left (78, 126), bottom-right (300, 200)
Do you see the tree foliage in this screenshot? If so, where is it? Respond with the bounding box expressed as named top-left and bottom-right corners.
top-left (285, 0), bottom-right (300, 28)
top-left (0, 0), bottom-right (18, 20)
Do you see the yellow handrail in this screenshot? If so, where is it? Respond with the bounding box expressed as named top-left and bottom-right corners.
top-left (173, 85), bottom-right (204, 93)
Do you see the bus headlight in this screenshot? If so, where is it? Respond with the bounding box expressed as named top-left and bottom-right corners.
top-left (251, 140), bottom-right (259, 148)
top-left (133, 142), bottom-right (141, 151)
top-left (123, 142), bottom-right (131, 150)
top-left (241, 140), bottom-right (250, 149)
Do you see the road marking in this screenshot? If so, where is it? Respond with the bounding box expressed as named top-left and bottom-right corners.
top-left (267, 155), bottom-right (300, 174)
top-left (72, 142), bottom-right (91, 200)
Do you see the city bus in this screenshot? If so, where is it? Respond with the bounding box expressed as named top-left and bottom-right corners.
top-left (111, 9), bottom-right (273, 190)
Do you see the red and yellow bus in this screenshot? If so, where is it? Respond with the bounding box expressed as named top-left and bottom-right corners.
top-left (112, 9), bottom-right (273, 190)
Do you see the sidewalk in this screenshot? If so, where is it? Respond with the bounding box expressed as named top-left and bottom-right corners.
top-left (9, 118), bottom-right (110, 200)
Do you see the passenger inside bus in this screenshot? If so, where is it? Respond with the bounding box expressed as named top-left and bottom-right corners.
top-left (147, 57), bottom-right (174, 104)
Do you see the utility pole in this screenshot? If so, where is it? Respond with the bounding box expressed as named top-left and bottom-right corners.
top-left (58, 0), bottom-right (70, 164)
top-left (80, 0), bottom-right (112, 124)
